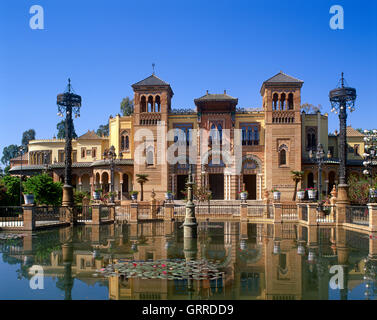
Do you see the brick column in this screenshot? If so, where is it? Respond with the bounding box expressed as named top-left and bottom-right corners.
top-left (263, 190), bottom-right (270, 219)
top-left (22, 204), bottom-right (35, 231)
top-left (307, 203), bottom-right (318, 226)
top-left (164, 203), bottom-right (174, 221)
top-left (92, 204), bottom-right (101, 225)
top-left (273, 204), bottom-right (282, 223)
top-left (240, 203), bottom-right (248, 221)
top-left (130, 203), bottom-right (138, 222)
top-left (368, 203), bottom-right (377, 232)
top-left (150, 199), bottom-right (157, 220)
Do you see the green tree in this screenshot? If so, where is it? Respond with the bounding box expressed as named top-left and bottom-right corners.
top-left (21, 129), bottom-right (36, 150)
top-left (96, 124), bottom-right (109, 137)
top-left (0, 175), bottom-right (21, 206)
top-left (136, 174), bottom-right (149, 201)
top-left (120, 97), bottom-right (134, 116)
top-left (57, 120), bottom-right (77, 140)
top-left (0, 180), bottom-right (7, 205)
top-left (1, 144), bottom-right (19, 166)
top-left (23, 174), bottom-right (63, 206)
top-left (291, 170), bottom-right (304, 201)
top-left (301, 103), bottom-right (321, 114)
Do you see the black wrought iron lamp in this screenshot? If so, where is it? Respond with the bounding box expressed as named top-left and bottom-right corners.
top-left (57, 79), bottom-right (82, 206)
top-left (329, 73), bottom-right (357, 201)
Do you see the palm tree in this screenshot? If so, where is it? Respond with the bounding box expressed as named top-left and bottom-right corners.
top-left (136, 174), bottom-right (149, 201)
top-left (291, 170), bottom-right (304, 201)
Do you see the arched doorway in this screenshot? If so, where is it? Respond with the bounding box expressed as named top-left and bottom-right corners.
top-left (122, 173), bottom-right (129, 193)
top-left (102, 172), bottom-right (109, 193)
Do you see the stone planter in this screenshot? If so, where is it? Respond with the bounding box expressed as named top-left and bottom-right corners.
top-left (273, 191), bottom-right (281, 201)
top-left (93, 191), bottom-right (101, 200)
top-left (240, 192), bottom-right (248, 201)
top-left (308, 189), bottom-right (317, 200)
top-left (297, 191), bottom-right (305, 200)
top-left (23, 194), bottom-right (34, 205)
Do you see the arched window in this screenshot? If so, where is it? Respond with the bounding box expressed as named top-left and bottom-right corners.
top-left (254, 127), bottom-right (259, 146)
top-left (278, 144), bottom-right (288, 166)
top-left (280, 93), bottom-right (286, 110)
top-left (155, 95), bottom-right (161, 112)
top-left (247, 127), bottom-right (253, 145)
top-left (146, 148), bottom-right (154, 166)
top-left (120, 131), bottom-right (130, 151)
top-left (242, 127), bottom-right (246, 145)
top-left (279, 149), bottom-right (286, 165)
top-left (273, 93), bottom-right (279, 110)
top-left (147, 96), bottom-right (153, 112)
top-left (218, 123), bottom-right (223, 145)
top-left (288, 93), bottom-right (294, 110)
top-left (140, 96), bottom-right (146, 113)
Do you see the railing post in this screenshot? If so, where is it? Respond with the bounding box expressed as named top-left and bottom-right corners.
top-left (130, 203), bottom-right (138, 222)
top-left (335, 202), bottom-right (347, 226)
top-left (108, 203), bottom-right (116, 221)
top-left (22, 204), bottom-right (35, 231)
top-left (297, 203), bottom-right (303, 221)
top-left (273, 204), bottom-right (282, 223)
top-left (240, 203), bottom-right (248, 221)
top-left (307, 203), bottom-right (317, 226)
top-left (368, 203), bottom-right (377, 232)
top-left (92, 204), bottom-right (101, 225)
top-left (164, 203), bottom-right (174, 221)
top-left (150, 199), bottom-right (157, 220)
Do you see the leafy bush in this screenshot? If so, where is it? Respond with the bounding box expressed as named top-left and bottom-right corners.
top-left (0, 175), bottom-right (21, 206)
top-left (23, 174), bottom-right (62, 206)
top-left (73, 190), bottom-right (90, 206)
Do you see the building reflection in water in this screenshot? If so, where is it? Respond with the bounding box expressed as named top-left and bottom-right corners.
top-left (0, 221), bottom-right (376, 300)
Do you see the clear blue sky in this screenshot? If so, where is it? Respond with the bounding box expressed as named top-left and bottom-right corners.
top-left (1, 0), bottom-right (376, 168)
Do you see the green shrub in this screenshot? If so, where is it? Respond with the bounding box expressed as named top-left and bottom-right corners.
top-left (0, 175), bottom-right (21, 206)
top-left (23, 174), bottom-right (62, 206)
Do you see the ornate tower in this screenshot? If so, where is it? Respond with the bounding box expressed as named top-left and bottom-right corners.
top-left (131, 74), bottom-right (173, 199)
top-left (261, 72), bottom-right (303, 201)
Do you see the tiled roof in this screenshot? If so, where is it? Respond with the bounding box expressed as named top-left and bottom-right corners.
top-left (347, 126), bottom-right (364, 137)
top-left (194, 92), bottom-right (238, 104)
top-left (263, 71), bottom-right (304, 84)
top-left (91, 159), bottom-right (134, 167)
top-left (78, 130), bottom-right (101, 140)
top-left (132, 74), bottom-right (170, 87)
top-left (10, 152), bottom-right (28, 162)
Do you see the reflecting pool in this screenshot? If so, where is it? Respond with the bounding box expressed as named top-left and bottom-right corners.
top-left (0, 221), bottom-right (376, 300)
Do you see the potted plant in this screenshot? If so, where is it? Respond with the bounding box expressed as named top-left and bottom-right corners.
top-left (271, 188), bottom-right (281, 201)
top-left (369, 187), bottom-right (377, 199)
top-left (306, 187), bottom-right (317, 200)
top-left (165, 191), bottom-right (174, 201)
top-left (297, 189), bottom-right (305, 200)
top-left (130, 191), bottom-right (138, 201)
top-left (93, 189), bottom-right (101, 200)
top-left (239, 190), bottom-right (248, 201)
top-left (23, 192), bottom-right (34, 205)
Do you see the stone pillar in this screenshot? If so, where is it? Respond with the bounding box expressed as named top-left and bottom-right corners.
top-left (22, 204), bottom-right (35, 231)
top-left (330, 186), bottom-right (337, 222)
top-left (92, 204), bottom-right (101, 225)
top-left (297, 203), bottom-right (303, 221)
top-left (307, 203), bottom-right (318, 226)
top-left (130, 203), bottom-right (138, 222)
top-left (108, 203), bottom-right (116, 221)
top-left (336, 185), bottom-right (350, 226)
top-left (368, 203), bottom-right (377, 232)
top-left (263, 189), bottom-right (270, 219)
top-left (240, 203), bottom-right (248, 221)
top-left (273, 204), bottom-right (282, 223)
top-left (164, 203), bottom-right (174, 221)
top-left (150, 199), bottom-right (157, 220)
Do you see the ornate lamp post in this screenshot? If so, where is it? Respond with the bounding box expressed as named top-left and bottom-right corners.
top-left (363, 129), bottom-right (377, 202)
top-left (329, 73), bottom-right (357, 202)
top-left (309, 144), bottom-right (331, 206)
top-left (103, 145), bottom-right (122, 203)
top-left (183, 164), bottom-right (198, 238)
top-left (57, 79), bottom-right (82, 206)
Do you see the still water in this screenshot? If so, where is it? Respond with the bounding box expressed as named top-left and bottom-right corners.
top-left (0, 221), bottom-right (375, 300)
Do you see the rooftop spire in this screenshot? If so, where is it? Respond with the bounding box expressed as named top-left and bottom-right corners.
top-left (152, 63), bottom-right (155, 75)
